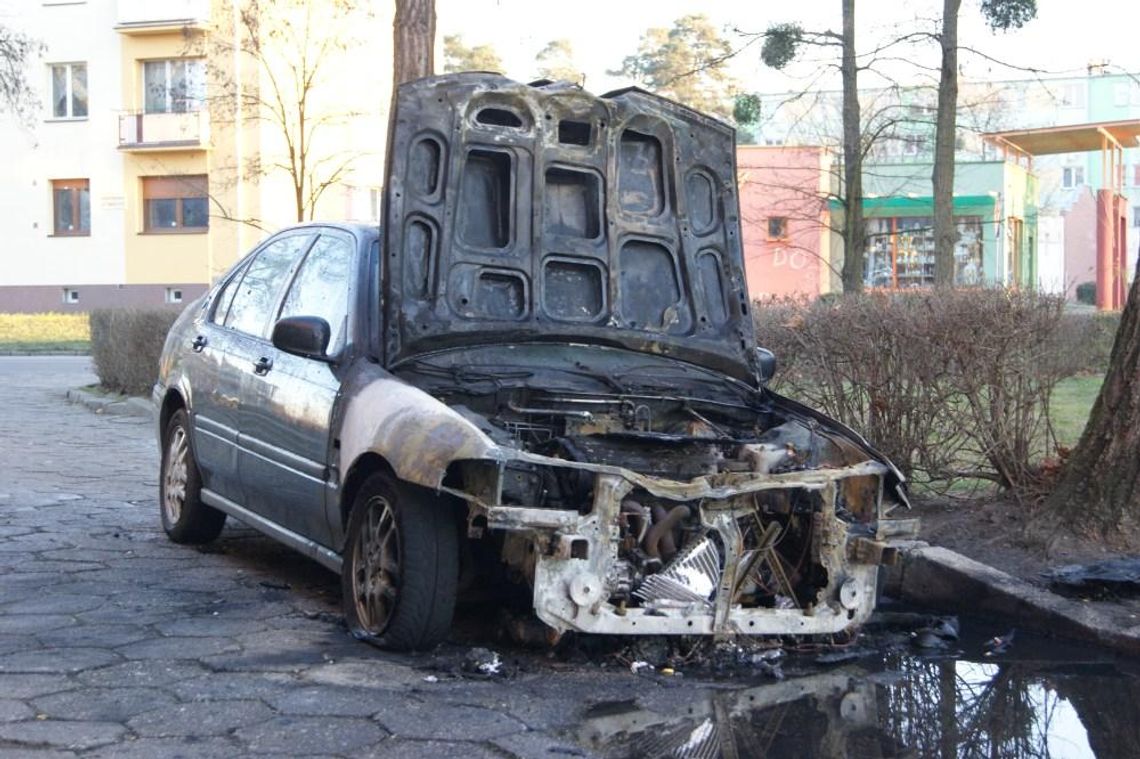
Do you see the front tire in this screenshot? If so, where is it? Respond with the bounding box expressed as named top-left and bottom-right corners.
top-left (342, 473), bottom-right (458, 651)
top-left (160, 408), bottom-right (226, 544)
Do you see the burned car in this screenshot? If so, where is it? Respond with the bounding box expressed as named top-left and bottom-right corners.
top-left (155, 73), bottom-right (912, 651)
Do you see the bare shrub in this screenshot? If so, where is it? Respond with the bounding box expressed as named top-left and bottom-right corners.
top-left (754, 289), bottom-right (1075, 496)
top-left (1050, 311), bottom-right (1120, 376)
top-left (89, 309), bottom-right (179, 396)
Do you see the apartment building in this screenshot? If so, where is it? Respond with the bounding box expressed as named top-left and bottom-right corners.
top-left (746, 68), bottom-right (1140, 296)
top-left (0, 0), bottom-right (391, 313)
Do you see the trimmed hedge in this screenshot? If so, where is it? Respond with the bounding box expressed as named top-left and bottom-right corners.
top-left (89, 309), bottom-right (179, 396)
top-left (753, 289), bottom-right (1107, 495)
top-left (1075, 281), bottom-right (1096, 306)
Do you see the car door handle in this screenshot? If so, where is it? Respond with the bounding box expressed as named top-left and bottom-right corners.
top-left (192, 334), bottom-right (207, 352)
top-left (253, 356), bottom-right (273, 375)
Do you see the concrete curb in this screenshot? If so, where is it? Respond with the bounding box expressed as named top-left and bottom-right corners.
top-left (66, 386), bottom-right (154, 420)
top-left (884, 543), bottom-right (1140, 656)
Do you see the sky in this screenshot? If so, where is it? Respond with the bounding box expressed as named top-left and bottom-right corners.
top-left (435, 0), bottom-right (1139, 95)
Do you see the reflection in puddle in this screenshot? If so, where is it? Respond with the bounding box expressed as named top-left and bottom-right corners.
top-left (570, 654), bottom-right (1137, 758)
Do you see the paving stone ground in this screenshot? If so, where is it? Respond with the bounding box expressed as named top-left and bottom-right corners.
top-left (0, 356), bottom-right (675, 758)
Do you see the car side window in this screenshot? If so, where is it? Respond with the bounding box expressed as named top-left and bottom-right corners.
top-left (277, 233), bottom-right (355, 355)
top-left (224, 234), bottom-right (312, 338)
top-left (209, 260), bottom-right (249, 325)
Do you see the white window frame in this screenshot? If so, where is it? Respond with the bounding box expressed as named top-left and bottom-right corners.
top-left (142, 58), bottom-right (205, 114)
top-left (1058, 82), bottom-right (1086, 109)
top-left (47, 62), bottom-right (87, 120)
top-left (1062, 166), bottom-right (1085, 189)
top-left (62, 288), bottom-right (80, 304)
top-left (165, 287), bottom-right (184, 304)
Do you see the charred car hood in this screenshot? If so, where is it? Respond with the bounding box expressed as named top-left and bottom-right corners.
top-left (382, 73), bottom-right (758, 382)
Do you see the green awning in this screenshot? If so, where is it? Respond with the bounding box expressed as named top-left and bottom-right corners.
top-left (828, 194), bottom-right (998, 214)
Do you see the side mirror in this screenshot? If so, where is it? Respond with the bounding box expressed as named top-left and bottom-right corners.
top-left (272, 316), bottom-right (332, 361)
top-left (756, 347), bottom-right (778, 385)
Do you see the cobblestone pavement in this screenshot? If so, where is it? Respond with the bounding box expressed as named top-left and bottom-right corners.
top-left (0, 357), bottom-right (672, 758)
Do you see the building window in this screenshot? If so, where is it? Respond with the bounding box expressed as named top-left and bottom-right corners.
top-left (1062, 166), bottom-right (1085, 189)
top-left (1132, 164), bottom-right (1140, 187)
top-left (767, 216), bottom-right (788, 240)
top-left (165, 287), bottom-right (183, 304)
top-left (143, 58), bottom-right (205, 114)
top-left (49, 62), bottom-right (87, 119)
top-left (51, 179), bottom-right (90, 236)
top-left (1114, 82), bottom-right (1140, 108)
top-left (1133, 206), bottom-right (1140, 228)
top-left (62, 288), bottom-right (80, 304)
top-left (902, 135), bottom-right (928, 156)
top-left (142, 175), bottom-right (208, 233)
top-left (1058, 82), bottom-right (1086, 109)
top-left (345, 185), bottom-right (381, 221)
top-left (864, 216), bottom-right (983, 289)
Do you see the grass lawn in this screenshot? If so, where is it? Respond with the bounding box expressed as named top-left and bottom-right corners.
top-left (1050, 373), bottom-right (1104, 449)
top-left (0, 313), bottom-right (90, 353)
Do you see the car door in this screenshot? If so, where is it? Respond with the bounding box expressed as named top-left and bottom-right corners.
top-left (236, 229), bottom-right (358, 546)
top-left (184, 256), bottom-right (256, 502)
top-left (208, 230), bottom-right (314, 503)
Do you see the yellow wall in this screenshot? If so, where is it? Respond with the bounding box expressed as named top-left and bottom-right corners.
top-left (117, 1), bottom-right (391, 287)
top-left (122, 150), bottom-right (210, 283)
top-left (200, 0), bottom-right (264, 282)
top-left (119, 29), bottom-right (211, 284)
top-left (118, 30), bottom-right (205, 112)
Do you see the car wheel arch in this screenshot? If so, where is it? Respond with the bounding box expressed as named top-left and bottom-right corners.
top-left (338, 452), bottom-right (469, 554)
top-left (340, 452), bottom-right (398, 534)
top-left (159, 389), bottom-right (187, 437)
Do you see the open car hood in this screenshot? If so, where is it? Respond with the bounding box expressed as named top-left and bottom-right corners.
top-left (382, 73), bottom-right (759, 382)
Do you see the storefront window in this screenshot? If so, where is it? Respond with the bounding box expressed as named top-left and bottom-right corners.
top-left (863, 215), bottom-right (985, 288)
top-left (954, 217), bottom-right (984, 285)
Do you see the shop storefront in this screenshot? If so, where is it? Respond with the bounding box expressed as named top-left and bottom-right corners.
top-left (865, 215), bottom-right (986, 288)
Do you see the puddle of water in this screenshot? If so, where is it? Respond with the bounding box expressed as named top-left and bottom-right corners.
top-left (565, 624), bottom-right (1139, 758)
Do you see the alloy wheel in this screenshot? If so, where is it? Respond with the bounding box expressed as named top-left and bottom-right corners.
top-left (352, 495), bottom-right (401, 633)
top-left (163, 425), bottom-right (189, 525)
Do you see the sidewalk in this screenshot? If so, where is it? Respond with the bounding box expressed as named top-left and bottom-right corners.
top-left (65, 385), bottom-right (154, 419)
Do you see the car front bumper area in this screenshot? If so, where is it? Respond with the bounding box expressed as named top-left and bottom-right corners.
top-left (476, 455), bottom-right (917, 638)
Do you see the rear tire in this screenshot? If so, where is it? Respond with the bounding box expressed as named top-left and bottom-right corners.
top-left (160, 408), bottom-right (226, 544)
top-left (342, 472), bottom-right (458, 651)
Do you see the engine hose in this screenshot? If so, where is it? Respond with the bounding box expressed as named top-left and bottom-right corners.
top-left (645, 505), bottom-right (691, 561)
top-left (620, 499), bottom-right (650, 545)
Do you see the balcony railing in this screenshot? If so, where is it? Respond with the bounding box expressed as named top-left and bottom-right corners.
top-left (118, 109), bottom-right (208, 150)
top-left (116, 0), bottom-right (208, 31)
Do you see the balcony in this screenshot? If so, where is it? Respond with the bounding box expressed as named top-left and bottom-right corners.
top-left (116, 0), bottom-right (209, 33)
top-left (118, 110), bottom-right (208, 151)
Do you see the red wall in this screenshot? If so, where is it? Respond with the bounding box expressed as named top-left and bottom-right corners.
top-left (1063, 187), bottom-right (1097, 300)
top-left (737, 146), bottom-right (831, 300)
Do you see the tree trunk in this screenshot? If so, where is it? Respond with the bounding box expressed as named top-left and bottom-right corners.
top-left (932, 0), bottom-right (961, 288)
top-left (393, 0), bottom-right (435, 87)
top-left (1039, 254), bottom-right (1140, 538)
top-left (840, 0), bottom-right (864, 294)
top-left (1058, 675), bottom-right (1140, 758)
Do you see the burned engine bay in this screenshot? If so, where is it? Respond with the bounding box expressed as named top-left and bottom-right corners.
top-left (395, 344), bottom-right (912, 638)
top-left (377, 73), bottom-right (914, 638)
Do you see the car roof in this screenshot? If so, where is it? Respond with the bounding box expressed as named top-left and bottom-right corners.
top-left (277, 221), bottom-right (380, 242)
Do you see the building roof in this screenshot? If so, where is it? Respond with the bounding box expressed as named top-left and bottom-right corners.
top-left (983, 120), bottom-right (1140, 155)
